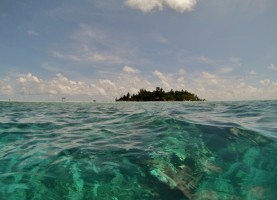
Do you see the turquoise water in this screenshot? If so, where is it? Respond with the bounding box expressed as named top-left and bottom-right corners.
top-left (0, 101), bottom-right (276, 200)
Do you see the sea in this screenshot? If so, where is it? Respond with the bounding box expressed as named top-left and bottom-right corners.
top-left (0, 101), bottom-right (276, 200)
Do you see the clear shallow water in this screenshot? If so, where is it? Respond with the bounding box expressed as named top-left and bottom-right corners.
top-left (0, 101), bottom-right (276, 200)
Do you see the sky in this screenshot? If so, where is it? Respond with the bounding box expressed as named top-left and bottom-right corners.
top-left (0, 0), bottom-right (277, 101)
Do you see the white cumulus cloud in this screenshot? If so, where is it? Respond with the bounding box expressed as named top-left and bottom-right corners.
top-left (260, 79), bottom-right (277, 89)
top-left (2, 68), bottom-right (277, 101)
top-left (202, 72), bottom-right (216, 79)
top-left (153, 70), bottom-right (172, 90)
top-left (17, 73), bottom-right (41, 84)
top-left (178, 68), bottom-right (186, 75)
top-left (0, 80), bottom-right (14, 95)
top-left (268, 64), bottom-right (277, 71)
top-left (16, 73), bottom-right (44, 95)
top-left (125, 0), bottom-right (197, 13)
top-left (219, 67), bottom-right (233, 74)
top-left (249, 70), bottom-right (257, 75)
top-left (99, 79), bottom-right (117, 90)
top-left (164, 0), bottom-right (197, 12)
top-left (125, 0), bottom-right (163, 13)
top-left (123, 66), bottom-right (140, 74)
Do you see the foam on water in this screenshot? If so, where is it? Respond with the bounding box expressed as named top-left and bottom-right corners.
top-left (0, 101), bottom-right (276, 199)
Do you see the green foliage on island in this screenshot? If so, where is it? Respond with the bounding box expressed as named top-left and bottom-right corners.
top-left (116, 87), bottom-right (206, 102)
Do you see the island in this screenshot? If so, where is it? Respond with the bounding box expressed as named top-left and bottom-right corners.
top-left (116, 87), bottom-right (205, 102)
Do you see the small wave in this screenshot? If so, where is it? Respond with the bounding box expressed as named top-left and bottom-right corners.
top-left (0, 101), bottom-right (276, 199)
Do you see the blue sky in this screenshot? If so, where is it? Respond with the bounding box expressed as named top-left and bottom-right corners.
top-left (0, 0), bottom-right (276, 101)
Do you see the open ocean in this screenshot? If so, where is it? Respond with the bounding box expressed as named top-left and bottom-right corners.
top-left (0, 101), bottom-right (276, 200)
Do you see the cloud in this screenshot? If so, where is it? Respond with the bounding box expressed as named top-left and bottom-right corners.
top-left (202, 72), bottom-right (216, 79)
top-left (153, 70), bottom-right (167, 79)
top-left (219, 67), bottom-right (233, 74)
top-left (52, 24), bottom-right (130, 65)
top-left (122, 66), bottom-right (140, 74)
top-left (229, 57), bottom-right (242, 67)
top-left (125, 0), bottom-right (197, 13)
top-left (14, 73), bottom-right (108, 98)
top-left (53, 51), bottom-right (82, 62)
top-left (260, 79), bottom-right (277, 89)
top-left (17, 73), bottom-right (41, 84)
top-left (99, 79), bottom-right (117, 90)
top-left (152, 33), bottom-right (169, 44)
top-left (178, 68), bottom-right (186, 75)
top-left (125, 0), bottom-right (163, 13)
top-left (49, 74), bottom-right (86, 95)
top-left (153, 70), bottom-right (171, 90)
top-left (202, 72), bottom-right (218, 86)
top-left (268, 64), bottom-right (277, 71)
top-left (249, 70), bottom-right (257, 75)
top-left (16, 73), bottom-right (44, 95)
top-left (0, 80), bottom-right (13, 95)
top-left (72, 24), bottom-right (106, 45)
top-left (164, 0), bottom-right (197, 12)
top-left (2, 68), bottom-right (277, 101)
top-left (194, 56), bottom-right (241, 67)
top-left (260, 79), bottom-right (271, 86)
top-left (53, 50), bottom-right (124, 64)
top-left (26, 30), bottom-right (39, 36)
top-left (196, 56), bottom-right (216, 65)
top-left (258, 79), bottom-right (277, 99)
top-left (11, 72), bottom-right (148, 100)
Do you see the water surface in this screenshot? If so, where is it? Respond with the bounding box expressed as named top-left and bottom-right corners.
top-left (0, 101), bottom-right (276, 199)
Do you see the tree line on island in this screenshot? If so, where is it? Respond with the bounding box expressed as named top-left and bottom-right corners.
top-left (116, 87), bottom-right (205, 102)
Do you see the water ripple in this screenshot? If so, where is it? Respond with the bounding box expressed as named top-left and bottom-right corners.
top-left (0, 101), bottom-right (276, 199)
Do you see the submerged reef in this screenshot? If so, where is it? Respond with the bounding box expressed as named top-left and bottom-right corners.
top-left (0, 112), bottom-right (276, 199)
top-left (142, 125), bottom-right (277, 200)
top-left (1, 126), bottom-right (276, 200)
